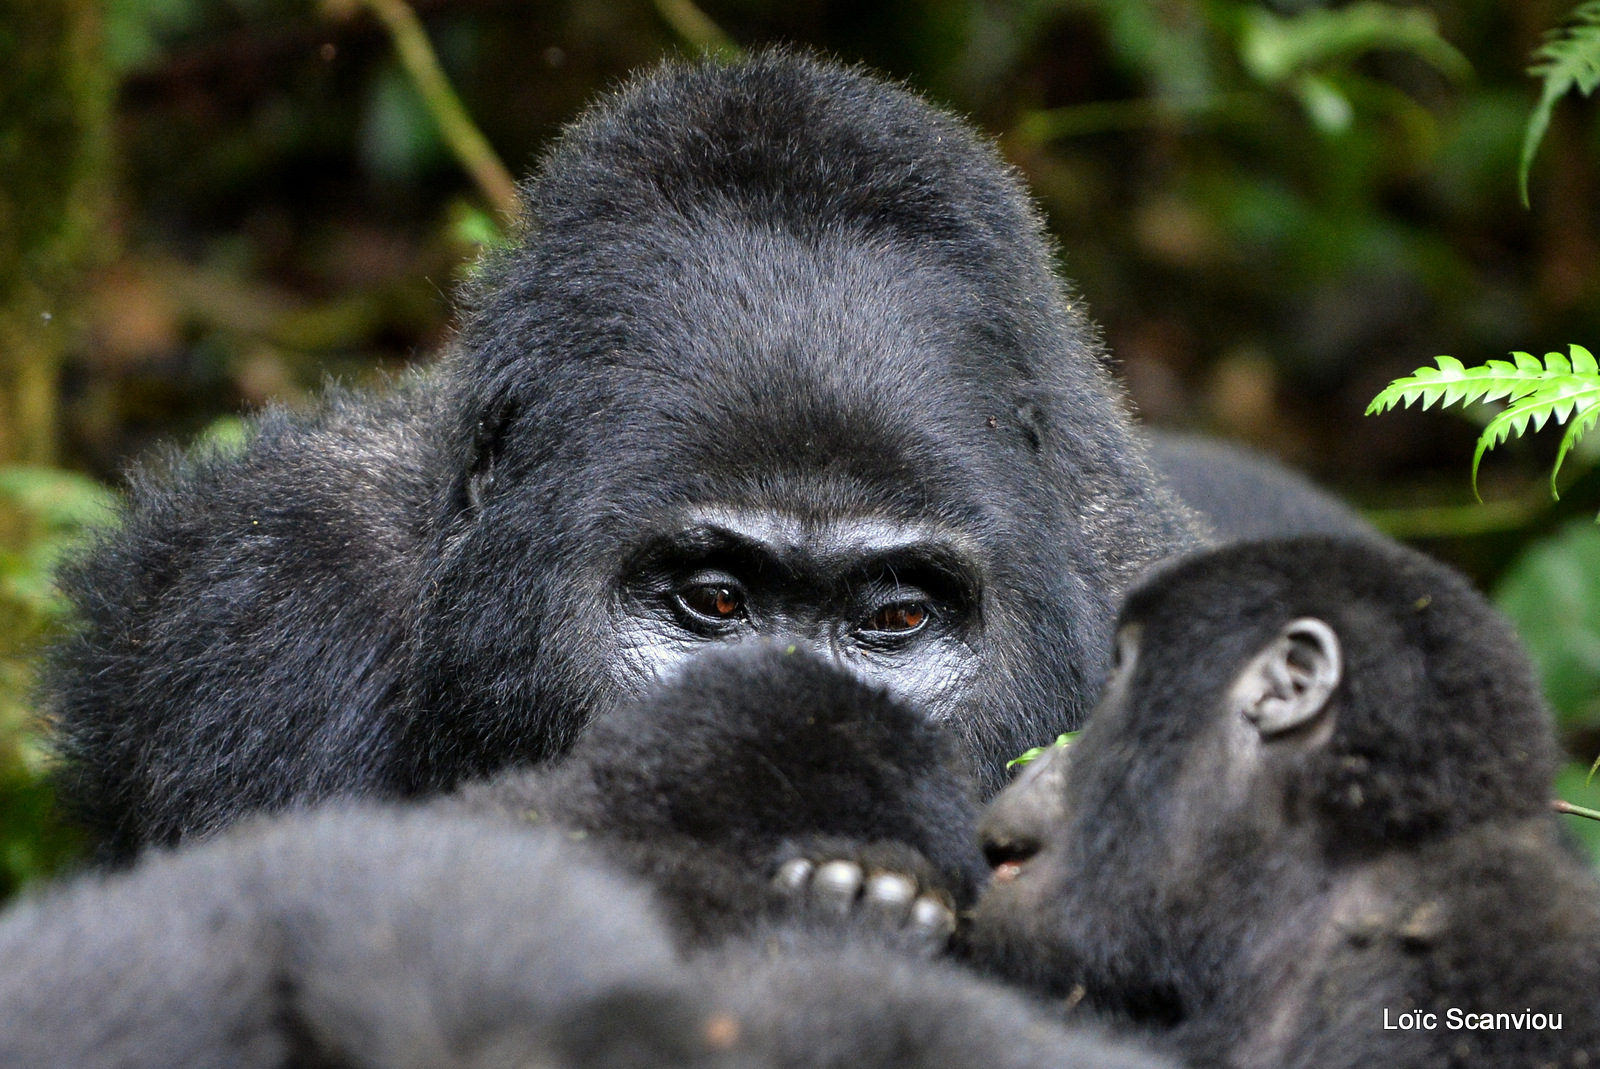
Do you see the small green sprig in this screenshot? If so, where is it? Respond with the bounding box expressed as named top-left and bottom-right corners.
top-left (1366, 345), bottom-right (1600, 504)
top-left (1007, 732), bottom-right (1080, 770)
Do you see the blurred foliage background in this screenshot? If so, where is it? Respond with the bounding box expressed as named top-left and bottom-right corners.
top-left (6, 0), bottom-right (1600, 893)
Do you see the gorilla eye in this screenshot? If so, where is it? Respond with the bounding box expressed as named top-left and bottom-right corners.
top-left (680, 584), bottom-right (745, 622)
top-left (865, 602), bottom-right (929, 634)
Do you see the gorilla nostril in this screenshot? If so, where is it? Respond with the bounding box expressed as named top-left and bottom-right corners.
top-left (983, 837), bottom-right (1039, 882)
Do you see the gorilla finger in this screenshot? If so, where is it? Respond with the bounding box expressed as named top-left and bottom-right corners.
top-left (811, 860), bottom-right (864, 915)
top-left (772, 857), bottom-right (814, 898)
top-left (908, 895), bottom-right (957, 945)
top-left (862, 872), bottom-right (917, 927)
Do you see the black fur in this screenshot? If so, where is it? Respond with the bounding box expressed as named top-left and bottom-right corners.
top-left (708, 941), bottom-right (1179, 1069)
top-left (0, 805), bottom-right (738, 1069)
top-left (47, 50), bottom-right (1203, 857)
top-left (0, 801), bottom-right (1177, 1069)
top-left (1145, 431), bottom-right (1378, 543)
top-left (970, 536), bottom-right (1600, 1067)
top-left (450, 642), bottom-right (987, 946)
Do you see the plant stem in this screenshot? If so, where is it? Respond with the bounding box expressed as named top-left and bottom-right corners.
top-left (651, 0), bottom-right (739, 57)
top-left (1553, 798), bottom-right (1600, 821)
top-left (1363, 494), bottom-right (1550, 539)
top-left (361, 0), bottom-right (519, 217)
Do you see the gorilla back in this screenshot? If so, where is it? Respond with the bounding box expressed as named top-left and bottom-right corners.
top-left (48, 51), bottom-right (1199, 856)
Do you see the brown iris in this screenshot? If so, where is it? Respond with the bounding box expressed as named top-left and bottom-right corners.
top-left (683, 584), bottom-right (742, 619)
top-left (868, 602), bottom-right (927, 633)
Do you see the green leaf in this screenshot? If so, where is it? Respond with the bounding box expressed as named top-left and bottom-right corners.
top-left (0, 468), bottom-right (115, 533)
top-left (453, 206), bottom-right (507, 251)
top-left (360, 62), bottom-right (449, 186)
top-left (1574, 343), bottom-right (1600, 374)
top-left (1520, 1), bottom-right (1600, 206)
top-left (1365, 354), bottom-right (1553, 416)
top-left (1496, 520), bottom-right (1600, 730)
top-left (193, 416), bottom-right (250, 457)
top-left (1293, 74), bottom-right (1354, 134)
top-left (104, 0), bottom-right (207, 74)
top-left (1006, 731), bottom-right (1080, 770)
top-left (1553, 403), bottom-right (1600, 499)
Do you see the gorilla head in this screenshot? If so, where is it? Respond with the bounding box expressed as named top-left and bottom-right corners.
top-left (398, 53), bottom-right (1198, 796)
top-left (48, 52), bottom-right (1200, 855)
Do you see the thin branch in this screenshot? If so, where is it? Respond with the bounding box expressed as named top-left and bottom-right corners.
top-left (357, 0), bottom-right (519, 216)
top-left (651, 0), bottom-right (740, 57)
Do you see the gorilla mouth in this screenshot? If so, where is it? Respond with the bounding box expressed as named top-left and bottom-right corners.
top-left (984, 838), bottom-right (1040, 884)
top-left (992, 860), bottom-right (1025, 883)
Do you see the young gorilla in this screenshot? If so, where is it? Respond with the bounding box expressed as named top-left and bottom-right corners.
top-left (970, 536), bottom-right (1600, 1069)
top-left (47, 50), bottom-right (1207, 860)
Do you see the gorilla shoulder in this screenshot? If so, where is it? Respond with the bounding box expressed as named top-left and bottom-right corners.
top-left (0, 804), bottom-right (734, 1069)
top-left (47, 377), bottom-right (442, 855)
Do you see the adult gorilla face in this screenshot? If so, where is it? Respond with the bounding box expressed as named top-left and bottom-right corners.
top-left (45, 53), bottom-right (1206, 857)
top-left (400, 54), bottom-right (1199, 797)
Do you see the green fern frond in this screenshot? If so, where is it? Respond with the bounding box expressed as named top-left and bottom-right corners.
top-left (1521, 1), bottom-right (1600, 207)
top-left (1554, 404), bottom-right (1600, 497)
top-left (1366, 352), bottom-right (1563, 415)
top-left (1369, 345), bottom-right (1600, 504)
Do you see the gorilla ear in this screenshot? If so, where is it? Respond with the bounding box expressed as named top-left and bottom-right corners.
top-left (1231, 618), bottom-right (1341, 739)
top-left (455, 398), bottom-right (521, 518)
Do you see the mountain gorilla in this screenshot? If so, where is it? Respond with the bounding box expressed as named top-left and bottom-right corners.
top-left (970, 536), bottom-right (1600, 1068)
top-left (47, 50), bottom-right (1209, 858)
